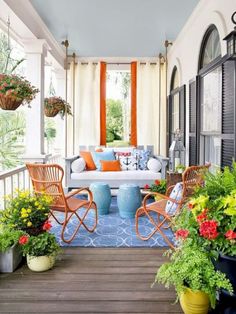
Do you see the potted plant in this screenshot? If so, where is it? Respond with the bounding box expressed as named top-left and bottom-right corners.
top-left (0, 190), bottom-right (52, 235)
top-left (0, 74), bottom-right (39, 110)
top-left (0, 226), bottom-right (23, 272)
top-left (154, 241), bottom-right (233, 313)
top-left (174, 163), bottom-right (236, 307)
top-left (19, 230), bottom-right (61, 272)
top-left (44, 96), bottom-right (72, 118)
top-left (144, 179), bottom-right (167, 194)
top-left (175, 164), bottom-right (185, 174)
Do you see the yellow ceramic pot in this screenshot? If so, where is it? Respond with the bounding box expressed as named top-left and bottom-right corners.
top-left (26, 255), bottom-right (55, 272)
top-left (179, 288), bottom-right (210, 314)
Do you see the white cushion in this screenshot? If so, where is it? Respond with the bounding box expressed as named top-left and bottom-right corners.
top-left (71, 157), bottom-right (86, 173)
top-left (147, 158), bottom-right (161, 173)
top-left (119, 156), bottom-right (138, 171)
top-left (165, 182), bottom-right (183, 215)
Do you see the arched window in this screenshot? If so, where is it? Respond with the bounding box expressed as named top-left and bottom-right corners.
top-left (199, 25), bottom-right (221, 69)
top-left (168, 67), bottom-right (185, 149)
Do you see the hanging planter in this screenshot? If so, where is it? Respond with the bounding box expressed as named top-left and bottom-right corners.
top-left (44, 96), bottom-right (72, 118)
top-left (0, 74), bottom-right (39, 111)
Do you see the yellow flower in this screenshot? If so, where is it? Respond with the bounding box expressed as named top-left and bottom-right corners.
top-left (23, 219), bottom-right (27, 223)
top-left (27, 221), bottom-right (32, 227)
top-left (34, 201), bottom-right (39, 206)
top-left (27, 208), bottom-right (32, 213)
top-left (21, 213), bottom-right (28, 218)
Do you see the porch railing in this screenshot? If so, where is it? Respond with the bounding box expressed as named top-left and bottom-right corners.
top-left (0, 154), bottom-right (64, 210)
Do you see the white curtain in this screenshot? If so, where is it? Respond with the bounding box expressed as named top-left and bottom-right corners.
top-left (68, 62), bottom-right (100, 154)
top-left (137, 62), bottom-right (160, 154)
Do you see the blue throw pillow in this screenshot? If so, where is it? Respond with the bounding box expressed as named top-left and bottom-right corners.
top-left (92, 151), bottom-right (115, 171)
top-left (133, 149), bottom-right (151, 170)
top-left (165, 182), bottom-right (183, 215)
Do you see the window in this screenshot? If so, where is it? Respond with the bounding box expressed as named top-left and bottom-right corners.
top-left (198, 25), bottom-right (222, 171)
top-left (199, 25), bottom-right (221, 70)
top-left (106, 69), bottom-right (131, 147)
top-left (168, 67), bottom-right (185, 148)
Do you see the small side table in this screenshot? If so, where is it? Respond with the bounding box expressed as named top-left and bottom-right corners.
top-left (89, 182), bottom-right (111, 215)
top-left (117, 184), bottom-right (142, 218)
top-left (166, 171), bottom-right (182, 188)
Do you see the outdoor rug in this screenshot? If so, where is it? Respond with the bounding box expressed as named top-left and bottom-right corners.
top-left (51, 196), bottom-right (174, 247)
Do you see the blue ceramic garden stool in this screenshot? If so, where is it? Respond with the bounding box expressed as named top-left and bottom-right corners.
top-left (117, 184), bottom-right (142, 218)
top-left (89, 182), bottom-right (111, 215)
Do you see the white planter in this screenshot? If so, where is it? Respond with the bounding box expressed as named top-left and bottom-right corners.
top-left (26, 255), bottom-right (55, 272)
top-left (0, 243), bottom-right (22, 273)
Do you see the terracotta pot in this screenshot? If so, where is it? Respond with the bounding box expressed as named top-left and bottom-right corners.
top-left (179, 288), bottom-right (210, 314)
top-left (0, 95), bottom-right (22, 110)
top-left (26, 255), bottom-right (55, 272)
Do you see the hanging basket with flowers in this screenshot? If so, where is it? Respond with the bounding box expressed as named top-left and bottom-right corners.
top-left (44, 96), bottom-right (72, 118)
top-left (0, 74), bottom-right (39, 110)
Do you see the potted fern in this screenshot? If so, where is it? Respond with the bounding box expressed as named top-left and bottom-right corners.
top-left (44, 96), bottom-right (72, 118)
top-left (154, 241), bottom-right (233, 313)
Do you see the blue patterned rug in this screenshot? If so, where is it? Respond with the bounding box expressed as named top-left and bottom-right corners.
top-left (51, 197), bottom-right (174, 247)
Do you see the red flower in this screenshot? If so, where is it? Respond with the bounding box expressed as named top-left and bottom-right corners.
top-left (197, 209), bottom-right (208, 223)
top-left (42, 220), bottom-right (52, 231)
top-left (225, 230), bottom-right (236, 240)
top-left (144, 184), bottom-right (150, 189)
top-left (175, 229), bottom-right (189, 239)
top-left (155, 180), bottom-right (160, 185)
top-left (19, 235), bottom-right (29, 245)
top-left (199, 220), bottom-right (218, 240)
top-left (188, 203), bottom-right (194, 210)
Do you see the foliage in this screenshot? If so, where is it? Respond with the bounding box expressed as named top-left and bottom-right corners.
top-left (144, 179), bottom-right (167, 194)
top-left (154, 242), bottom-right (233, 308)
top-left (0, 190), bottom-right (52, 230)
top-left (44, 96), bottom-right (72, 118)
top-left (0, 111), bottom-right (25, 170)
top-left (175, 164), bottom-right (185, 173)
top-left (0, 225), bottom-right (23, 252)
top-left (106, 99), bottom-right (123, 142)
top-left (19, 232), bottom-right (60, 257)
top-left (174, 164), bottom-right (236, 257)
top-left (0, 74), bottom-right (38, 105)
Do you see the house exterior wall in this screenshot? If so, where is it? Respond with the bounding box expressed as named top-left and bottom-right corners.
top-left (167, 0), bottom-right (236, 164)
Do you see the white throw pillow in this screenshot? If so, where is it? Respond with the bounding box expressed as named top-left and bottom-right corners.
top-left (147, 158), bottom-right (161, 173)
top-left (165, 182), bottom-right (183, 215)
top-left (119, 156), bottom-right (138, 171)
top-left (71, 157), bottom-right (86, 173)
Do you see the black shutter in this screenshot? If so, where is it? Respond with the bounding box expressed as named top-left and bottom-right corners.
top-left (167, 95), bottom-right (172, 149)
top-left (179, 85), bottom-right (186, 145)
top-left (189, 79), bottom-right (197, 165)
top-left (221, 60), bottom-right (236, 168)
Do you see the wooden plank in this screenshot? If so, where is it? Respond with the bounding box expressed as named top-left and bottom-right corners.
top-left (0, 301), bottom-right (181, 313)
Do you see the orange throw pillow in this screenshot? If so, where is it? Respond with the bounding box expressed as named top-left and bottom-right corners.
top-left (100, 160), bottom-right (121, 171)
top-left (80, 151), bottom-right (96, 170)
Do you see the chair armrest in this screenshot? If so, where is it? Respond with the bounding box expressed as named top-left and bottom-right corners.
top-left (65, 155), bottom-right (80, 162)
top-left (143, 191), bottom-right (181, 208)
top-left (166, 184), bottom-right (175, 196)
top-left (66, 187), bottom-right (93, 201)
top-left (64, 155), bottom-right (80, 189)
top-left (152, 155), bottom-right (169, 179)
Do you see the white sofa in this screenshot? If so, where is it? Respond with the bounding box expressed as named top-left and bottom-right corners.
top-left (65, 145), bottom-right (168, 191)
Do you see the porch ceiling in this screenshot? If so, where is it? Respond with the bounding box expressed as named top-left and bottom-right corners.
top-left (30, 0), bottom-right (199, 57)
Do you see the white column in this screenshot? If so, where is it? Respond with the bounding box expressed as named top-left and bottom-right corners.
top-left (23, 39), bottom-right (48, 161)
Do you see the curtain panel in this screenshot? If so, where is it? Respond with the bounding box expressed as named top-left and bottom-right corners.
top-left (137, 62), bottom-right (160, 154)
top-left (68, 62), bottom-right (100, 153)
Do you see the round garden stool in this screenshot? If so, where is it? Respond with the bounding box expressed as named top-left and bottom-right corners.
top-left (89, 182), bottom-right (111, 215)
top-left (117, 184), bottom-right (142, 218)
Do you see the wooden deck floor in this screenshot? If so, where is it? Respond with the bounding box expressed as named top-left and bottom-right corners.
top-left (0, 248), bottom-right (182, 314)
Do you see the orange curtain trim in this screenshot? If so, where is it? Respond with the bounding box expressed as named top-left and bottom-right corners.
top-left (100, 62), bottom-right (107, 146)
top-left (131, 62), bottom-right (137, 147)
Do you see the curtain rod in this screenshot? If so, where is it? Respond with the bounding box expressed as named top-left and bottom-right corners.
top-left (77, 62), bottom-right (157, 65)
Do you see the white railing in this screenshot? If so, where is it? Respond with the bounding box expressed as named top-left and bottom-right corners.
top-left (0, 154), bottom-right (64, 210)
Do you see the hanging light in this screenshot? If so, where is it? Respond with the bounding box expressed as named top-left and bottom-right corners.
top-left (169, 129), bottom-right (185, 172)
top-left (223, 11), bottom-right (236, 59)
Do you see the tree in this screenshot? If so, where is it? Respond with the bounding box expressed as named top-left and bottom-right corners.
top-left (106, 99), bottom-right (123, 142)
top-left (0, 112), bottom-right (26, 170)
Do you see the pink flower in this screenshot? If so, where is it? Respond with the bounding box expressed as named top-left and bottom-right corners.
top-left (175, 229), bottom-right (189, 239)
top-left (197, 209), bottom-right (208, 223)
top-left (42, 220), bottom-right (52, 231)
top-left (225, 230), bottom-right (236, 240)
top-left (144, 184), bottom-right (150, 189)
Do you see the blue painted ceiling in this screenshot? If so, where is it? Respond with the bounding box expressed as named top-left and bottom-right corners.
top-left (30, 0), bottom-right (200, 57)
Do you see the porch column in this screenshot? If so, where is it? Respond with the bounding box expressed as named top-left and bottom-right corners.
top-left (23, 39), bottom-right (48, 162)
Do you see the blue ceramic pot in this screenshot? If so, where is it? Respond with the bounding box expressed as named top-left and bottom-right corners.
top-left (117, 184), bottom-right (142, 218)
top-left (90, 182), bottom-right (111, 215)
